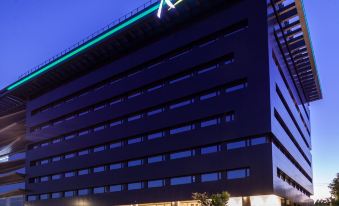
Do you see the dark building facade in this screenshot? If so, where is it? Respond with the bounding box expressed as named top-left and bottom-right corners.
top-left (0, 0), bottom-right (322, 205)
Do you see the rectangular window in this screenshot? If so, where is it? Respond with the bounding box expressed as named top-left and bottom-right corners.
top-left (94, 125), bottom-right (105, 132)
top-left (51, 193), bottom-right (62, 199)
top-left (79, 110), bottom-right (90, 116)
top-left (225, 113), bottom-right (235, 122)
top-left (40, 159), bottom-right (49, 165)
top-left (110, 142), bottom-right (122, 149)
top-left (52, 138), bottom-right (62, 144)
top-left (41, 142), bottom-right (49, 147)
top-left (147, 132), bottom-right (163, 140)
top-left (147, 108), bottom-right (164, 116)
top-left (64, 134), bottom-right (76, 140)
top-left (94, 104), bottom-right (106, 111)
top-left (148, 179), bottom-right (165, 188)
top-left (227, 168), bottom-right (250, 180)
top-left (41, 194), bottom-right (49, 201)
top-left (110, 98), bottom-right (122, 106)
top-left (93, 146), bottom-right (106, 153)
top-left (79, 130), bottom-right (89, 136)
top-left (148, 155), bottom-right (164, 164)
top-left (201, 145), bottom-right (220, 155)
top-left (128, 182), bottom-right (143, 190)
top-left (169, 74), bottom-right (191, 84)
top-left (200, 91), bottom-right (218, 101)
top-left (65, 153), bottom-right (76, 159)
top-left (128, 114), bottom-right (142, 122)
top-left (110, 185), bottom-right (123, 192)
top-left (169, 99), bottom-right (193, 110)
top-left (200, 118), bottom-right (219, 128)
top-left (110, 163), bottom-right (123, 170)
top-left (170, 150), bottom-right (194, 160)
top-left (78, 189), bottom-right (90, 196)
top-left (226, 82), bottom-right (247, 93)
top-left (170, 124), bottom-right (194, 135)
top-left (201, 172), bottom-right (221, 182)
top-left (93, 187), bottom-right (105, 194)
top-left (147, 84), bottom-right (163, 92)
top-left (227, 140), bottom-right (247, 150)
top-left (128, 137), bottom-right (142, 145)
top-left (128, 91), bottom-right (141, 99)
top-left (110, 120), bottom-right (122, 127)
top-left (52, 174), bottom-right (62, 180)
top-left (251, 137), bottom-right (268, 146)
top-left (78, 150), bottom-right (89, 156)
top-left (64, 191), bottom-right (75, 197)
top-left (65, 172), bottom-right (75, 178)
top-left (28, 196), bottom-right (37, 201)
top-left (40, 176), bottom-right (49, 182)
top-left (170, 176), bottom-right (193, 185)
top-left (197, 65), bottom-right (218, 74)
top-left (78, 169), bottom-right (89, 176)
top-left (93, 166), bottom-right (105, 173)
top-left (128, 159), bottom-right (143, 167)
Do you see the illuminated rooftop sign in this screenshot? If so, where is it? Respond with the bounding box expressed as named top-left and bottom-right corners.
top-left (6, 0), bottom-right (183, 91)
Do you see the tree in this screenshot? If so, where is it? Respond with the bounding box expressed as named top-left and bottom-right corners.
top-left (329, 173), bottom-right (339, 201)
top-left (192, 191), bottom-right (230, 206)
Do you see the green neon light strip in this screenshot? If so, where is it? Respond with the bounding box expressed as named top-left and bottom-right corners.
top-left (7, 3), bottom-right (160, 91)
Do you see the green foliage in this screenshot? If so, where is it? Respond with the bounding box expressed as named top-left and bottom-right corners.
top-left (192, 191), bottom-right (230, 206)
top-left (329, 173), bottom-right (339, 201)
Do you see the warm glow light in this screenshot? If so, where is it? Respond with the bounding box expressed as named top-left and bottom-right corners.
top-left (229, 197), bottom-right (243, 206)
top-left (250, 195), bottom-right (281, 206)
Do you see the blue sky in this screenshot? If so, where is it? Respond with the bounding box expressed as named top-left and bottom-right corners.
top-left (0, 0), bottom-right (338, 200)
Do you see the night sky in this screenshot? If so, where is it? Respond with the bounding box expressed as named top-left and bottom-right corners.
top-left (0, 0), bottom-right (338, 200)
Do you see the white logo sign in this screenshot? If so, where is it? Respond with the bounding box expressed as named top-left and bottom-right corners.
top-left (157, 0), bottom-right (176, 18)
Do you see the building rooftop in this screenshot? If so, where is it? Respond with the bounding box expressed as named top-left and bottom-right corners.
top-left (0, 0), bottom-right (322, 116)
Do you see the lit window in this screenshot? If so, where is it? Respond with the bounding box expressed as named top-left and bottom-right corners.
top-left (226, 140), bottom-right (247, 150)
top-left (147, 108), bottom-right (164, 116)
top-left (128, 91), bottom-right (141, 99)
top-left (201, 145), bottom-right (220, 155)
top-left (110, 98), bottom-right (122, 106)
top-left (170, 150), bottom-right (194, 160)
top-left (200, 118), bottom-right (218, 127)
top-left (170, 124), bottom-right (194, 135)
top-left (94, 104), bottom-right (106, 111)
top-left (40, 194), bottom-right (49, 199)
top-left (78, 169), bottom-right (89, 176)
top-left (78, 189), bottom-right (90, 196)
top-left (200, 91), bottom-right (218, 100)
top-left (65, 172), bottom-right (75, 178)
top-left (52, 138), bottom-right (62, 144)
top-left (65, 134), bottom-right (76, 140)
top-left (147, 84), bottom-right (163, 92)
top-left (169, 74), bottom-right (191, 84)
top-left (41, 142), bottom-right (49, 147)
top-left (226, 82), bottom-right (247, 93)
top-left (128, 182), bottom-right (143, 190)
top-left (197, 65), bottom-right (218, 74)
top-left (51, 193), bottom-right (62, 199)
top-left (169, 99), bottom-right (193, 109)
top-left (170, 176), bottom-right (194, 185)
top-left (226, 113), bottom-right (235, 122)
top-left (128, 114), bottom-right (142, 122)
top-left (40, 159), bottom-right (49, 165)
top-left (64, 191), bottom-right (75, 197)
top-left (94, 125), bottom-right (105, 132)
top-left (110, 185), bottom-right (123, 192)
top-left (128, 137), bottom-right (142, 145)
top-left (93, 187), bottom-right (105, 194)
top-left (52, 174), bottom-right (62, 180)
top-left (93, 166), bottom-right (105, 173)
top-left (40, 176), bottom-right (49, 182)
top-left (148, 179), bottom-right (165, 188)
top-left (79, 130), bottom-right (89, 136)
top-left (251, 137), bottom-right (268, 146)
top-left (110, 142), bottom-right (122, 149)
top-left (78, 150), bottom-right (89, 156)
top-left (201, 172), bottom-right (221, 182)
top-left (65, 153), bottom-right (76, 159)
top-left (79, 110), bottom-right (90, 116)
top-left (227, 168), bottom-right (250, 180)
top-left (148, 155), bottom-right (164, 164)
top-left (128, 159), bottom-right (143, 167)
top-left (28, 195), bottom-right (37, 201)
top-left (110, 163), bottom-right (122, 170)
top-left (93, 146), bottom-right (105, 153)
top-left (147, 132), bottom-right (163, 140)
top-left (110, 120), bottom-right (122, 127)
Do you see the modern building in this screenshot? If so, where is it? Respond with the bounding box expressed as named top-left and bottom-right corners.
top-left (0, 0), bottom-right (322, 205)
